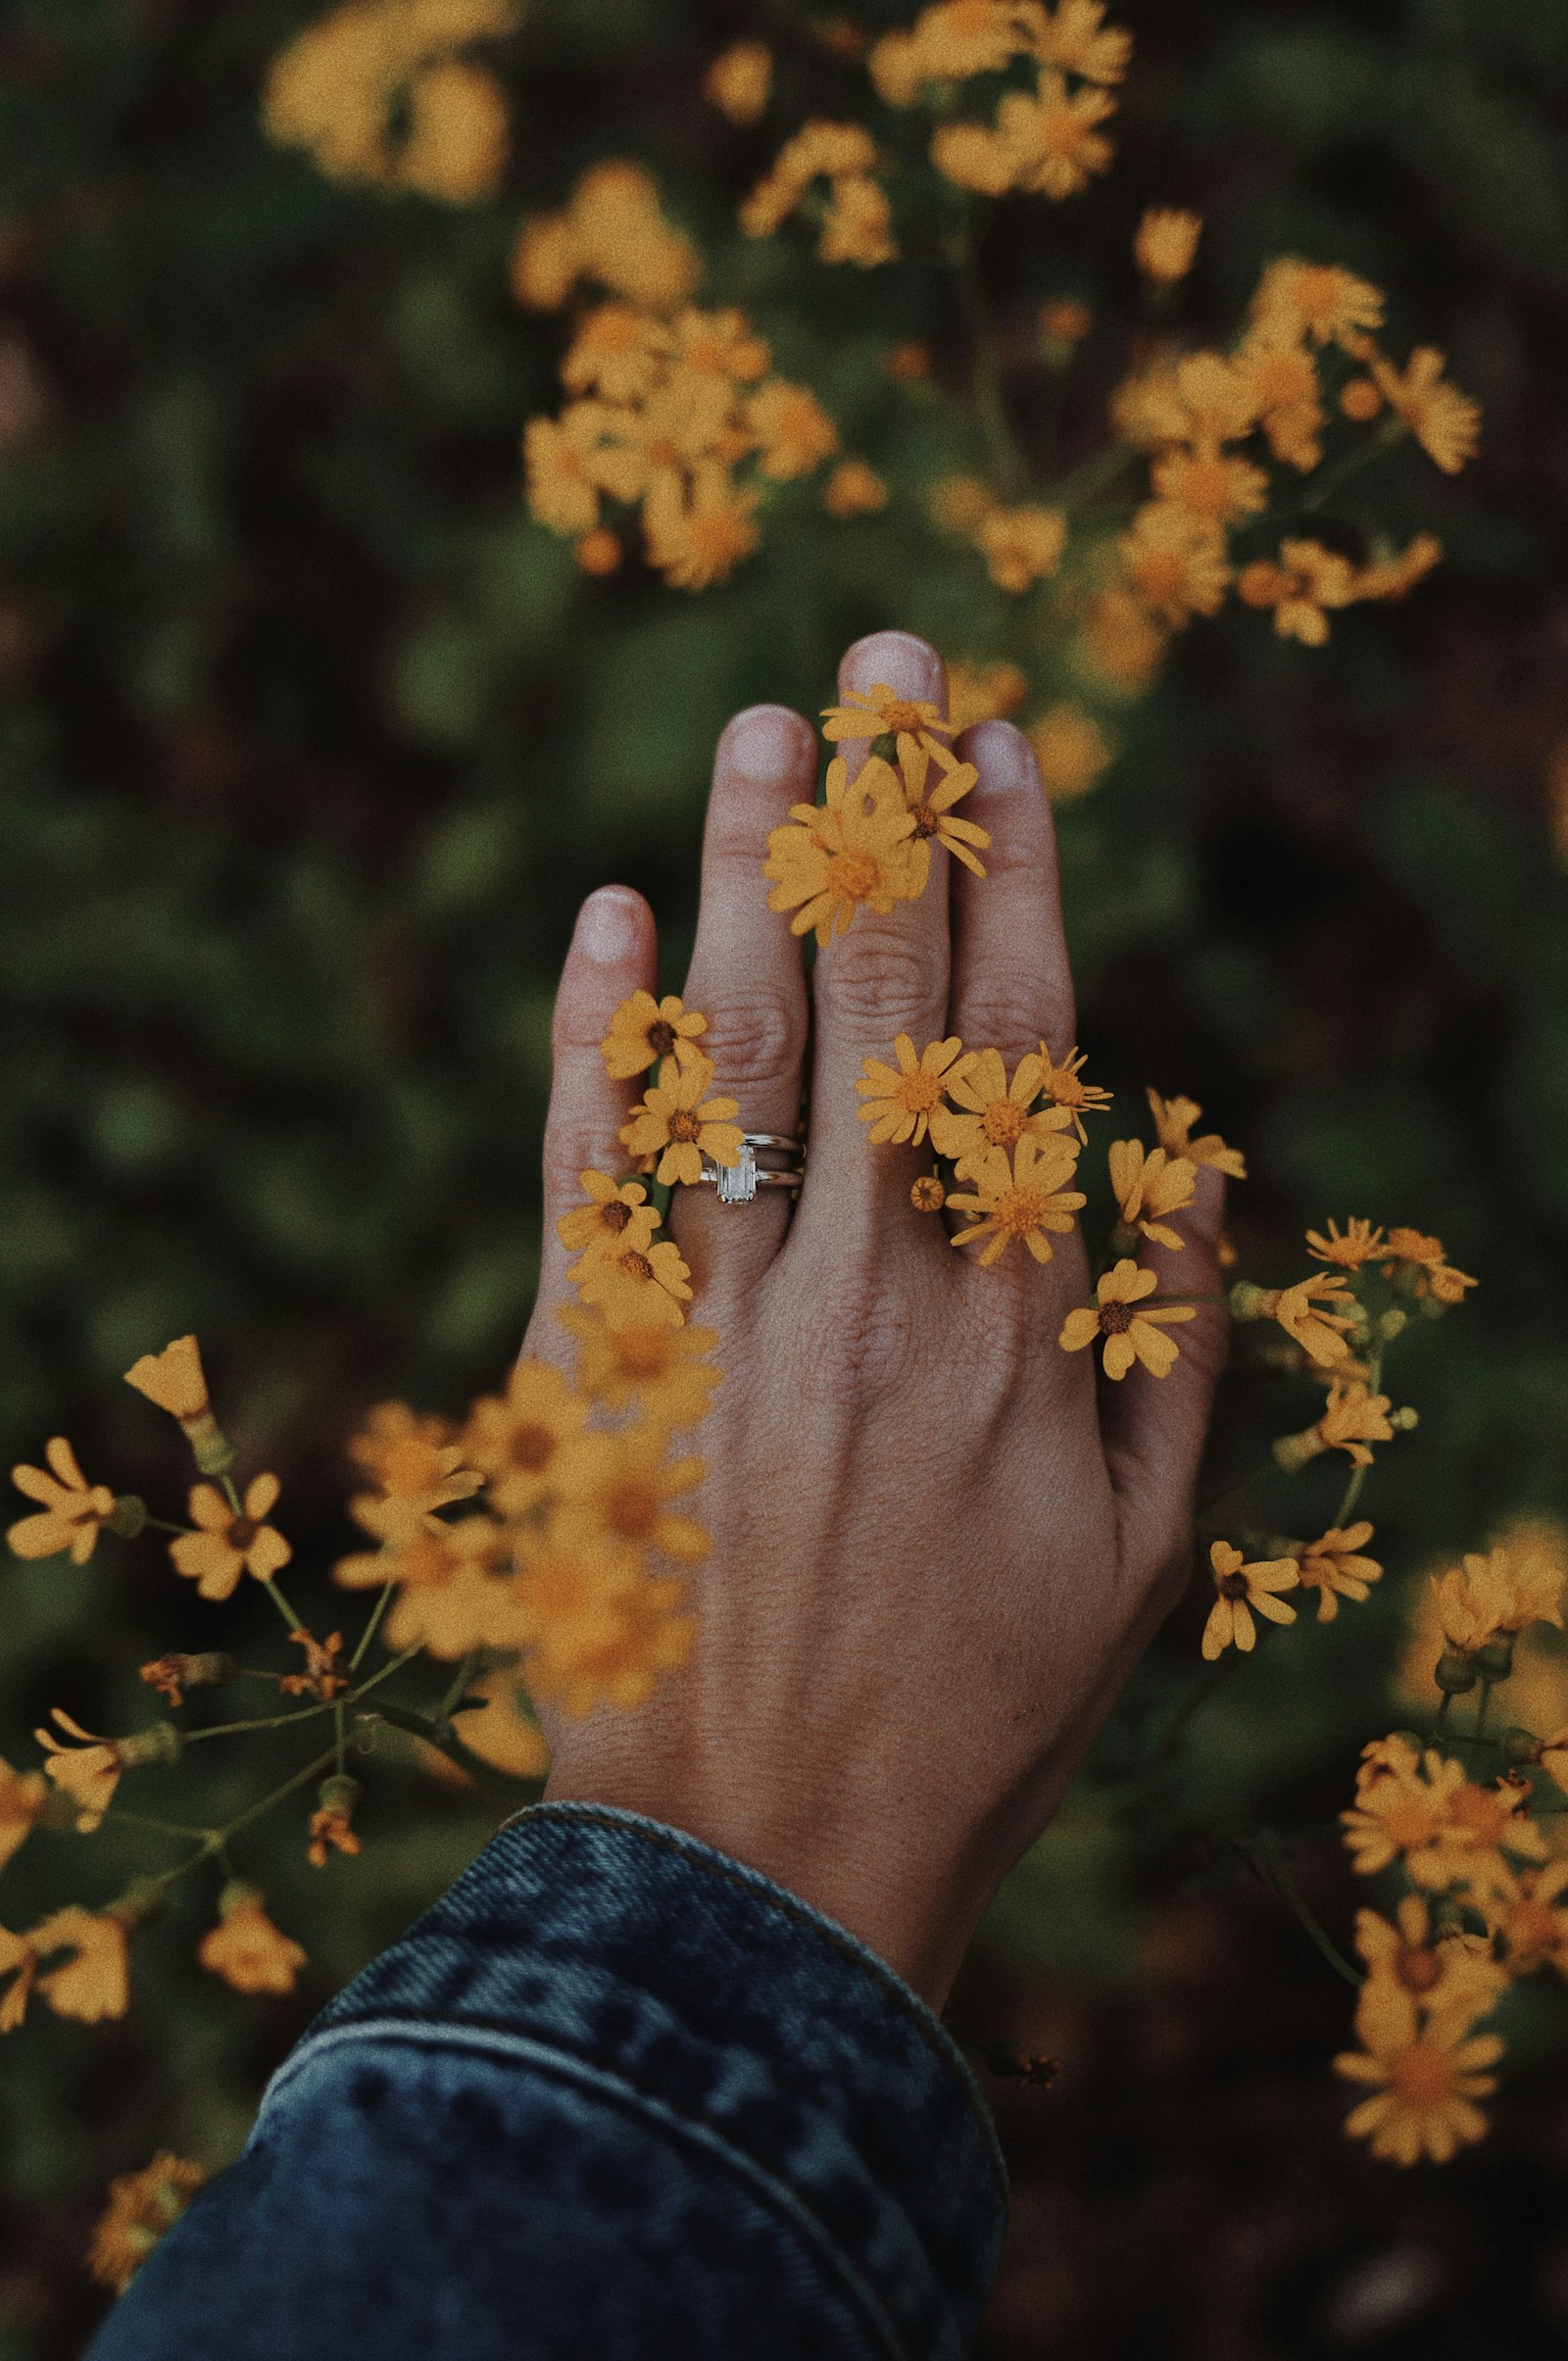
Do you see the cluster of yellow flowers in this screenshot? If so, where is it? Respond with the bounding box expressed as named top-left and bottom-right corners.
top-left (2, 1281), bottom-right (716, 2039)
top-left (517, 159), bottom-right (864, 589)
top-left (263, 0), bottom-right (516, 203)
top-left (739, 121), bottom-right (899, 267)
top-left (878, 0), bottom-right (1129, 202)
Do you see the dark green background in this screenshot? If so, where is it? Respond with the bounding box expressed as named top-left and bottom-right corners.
top-left (3, 1), bottom-right (1568, 2351)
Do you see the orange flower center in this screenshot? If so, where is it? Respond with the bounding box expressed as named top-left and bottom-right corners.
top-left (688, 512), bottom-right (753, 568)
top-left (1217, 1571), bottom-right (1250, 1600)
top-left (1170, 457), bottom-right (1233, 516)
top-left (994, 1185), bottom-right (1048, 1239)
top-left (910, 1177), bottom-right (946, 1211)
top-left (1100, 1302), bottom-right (1133, 1335)
top-left (612, 1328), bottom-right (673, 1379)
top-left (824, 848), bottom-right (882, 902)
top-left (508, 1423), bottom-right (556, 1474)
top-left (1252, 352), bottom-right (1311, 409)
top-left (1289, 267), bottom-right (1343, 334)
top-left (1130, 550), bottom-right (1190, 604)
top-left (647, 436), bottom-right (682, 469)
top-left (647, 1020), bottom-right (677, 1057)
top-left (981, 1099), bottom-right (1028, 1147)
top-left (911, 803), bottom-right (941, 838)
top-left (616, 1249), bottom-right (655, 1285)
top-left (667, 1109), bottom-right (703, 1143)
top-left (604, 1477), bottom-right (660, 1540)
top-left (899, 1070), bottom-right (944, 1113)
top-left (227, 1517), bottom-right (260, 1551)
top-left (683, 336), bottom-right (726, 372)
top-left (524, 1555), bottom-right (592, 1620)
top-left (878, 699), bottom-right (930, 735)
top-left (1389, 2042), bottom-right (1458, 2107)
top-left (598, 1200), bottom-right (633, 1236)
top-left (1506, 1900), bottom-right (1558, 1965)
top-left (593, 315), bottom-right (641, 354)
top-left (1379, 1797), bottom-right (1441, 1852)
top-left (1395, 1944), bottom-right (1443, 1993)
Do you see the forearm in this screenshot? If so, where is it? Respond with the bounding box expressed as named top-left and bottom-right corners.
top-left (88, 1807), bottom-right (1006, 2361)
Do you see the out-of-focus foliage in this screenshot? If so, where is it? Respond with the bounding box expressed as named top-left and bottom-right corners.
top-left (3, 0), bottom-right (1568, 2351)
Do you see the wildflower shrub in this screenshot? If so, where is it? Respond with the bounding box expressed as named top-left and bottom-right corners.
top-left (4, 0), bottom-right (1568, 2338)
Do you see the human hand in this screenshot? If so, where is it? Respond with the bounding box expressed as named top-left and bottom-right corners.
top-left (520, 630), bottom-right (1227, 2010)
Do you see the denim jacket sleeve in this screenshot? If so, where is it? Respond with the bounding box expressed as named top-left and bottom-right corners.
top-left (88, 1801), bottom-right (1007, 2360)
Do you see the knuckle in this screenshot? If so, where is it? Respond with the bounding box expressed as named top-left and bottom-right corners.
top-left (786, 1252), bottom-right (911, 1413)
top-left (955, 981), bottom-right (1059, 1063)
top-left (816, 926), bottom-right (935, 1035)
top-left (542, 1107), bottom-right (606, 1206)
top-left (694, 989), bottom-right (802, 1095)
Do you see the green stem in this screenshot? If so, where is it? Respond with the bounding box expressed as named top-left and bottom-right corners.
top-left (944, 216), bottom-right (1027, 497)
top-left (261, 1577), bottom-right (306, 1635)
top-left (1328, 1350), bottom-right (1382, 1528)
top-left (349, 1581), bottom-right (396, 1673)
top-left (1042, 442), bottom-right (1141, 515)
top-left (435, 1649), bottom-right (485, 1729)
top-left (1298, 416), bottom-right (1405, 515)
top-left (181, 1648), bottom-right (420, 1743)
top-left (102, 1806), bottom-right (214, 1841)
top-left (1245, 1835), bottom-right (1362, 1987)
top-left (142, 1515), bottom-right (193, 1537)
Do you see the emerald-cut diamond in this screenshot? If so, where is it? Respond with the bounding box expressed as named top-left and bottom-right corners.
top-left (714, 1143), bottom-right (758, 1204)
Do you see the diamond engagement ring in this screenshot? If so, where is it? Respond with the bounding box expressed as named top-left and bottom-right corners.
top-left (698, 1133), bottom-right (806, 1205)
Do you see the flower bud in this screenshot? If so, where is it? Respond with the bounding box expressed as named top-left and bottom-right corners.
top-left (118, 1722), bottom-right (183, 1771)
top-left (1435, 1649), bottom-right (1479, 1695)
top-left (1273, 1426), bottom-right (1326, 1473)
top-left (1499, 1726), bottom-right (1541, 1768)
top-left (317, 1773), bottom-right (362, 1819)
top-left (107, 1496), bottom-right (148, 1540)
top-left (1475, 1636), bottom-right (1515, 1681)
top-left (1390, 1405), bottom-right (1420, 1432)
top-left (1376, 1308), bottom-right (1408, 1343)
top-left (1227, 1282), bottom-right (1276, 1322)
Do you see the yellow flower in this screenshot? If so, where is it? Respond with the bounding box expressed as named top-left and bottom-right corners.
top-left (1250, 257), bottom-right (1385, 350)
top-left (512, 161), bottom-right (700, 313)
top-left (262, 0), bottom-right (516, 200)
top-left (1134, 207), bottom-right (1200, 283)
top-left (562, 304), bottom-right (669, 405)
top-left (1027, 0), bottom-right (1132, 84)
top-left (704, 39), bottom-right (771, 123)
top-left (511, 1513), bottom-right (646, 1661)
top-left (869, 2), bottom-right (1029, 104)
top-left (889, 737), bottom-right (991, 878)
top-left (1028, 703), bottom-right (1114, 803)
top-left (1200, 1540), bottom-right (1299, 1658)
top-left (600, 990), bottom-right (708, 1082)
top-left (1478, 1860), bottom-right (1568, 1978)
top-left (460, 1357), bottom-right (591, 1519)
top-left (1058, 1260), bottom-right (1197, 1378)
top-left (1352, 1894), bottom-right (1506, 2035)
top-left (948, 660), bottom-right (1028, 729)
top-left (929, 1046), bottom-right (1068, 1173)
top-left (948, 1134), bottom-right (1087, 1265)
top-left (1305, 1216), bottom-right (1388, 1270)
top-left (33, 1709), bottom-right (122, 1830)
top-left (643, 468), bottom-right (760, 592)
top-left (1117, 504), bottom-right (1230, 627)
top-left (1078, 587), bottom-right (1167, 692)
top-left (1437, 1546), bottom-right (1564, 1646)
top-left (929, 473), bottom-right (996, 535)
top-left (1238, 539), bottom-right (1357, 647)
top-left (1150, 447), bottom-right (1267, 530)
top-left (668, 308), bottom-right (770, 384)
top-left (556, 1174), bottom-right (660, 1272)
top-left (1354, 533), bottom-right (1443, 603)
top-left (170, 1472), bottom-right (292, 1601)
top-left (911, 1173), bottom-right (948, 1213)
top-left (447, 1667), bottom-right (551, 1777)
top-left (1381, 1226), bottom-right (1477, 1305)
top-left (1108, 1137), bottom-right (1197, 1250)
top-left (1145, 1089), bottom-right (1246, 1178)
top-left (0, 1926), bottom-right (36, 2032)
top-left (1335, 1995), bottom-right (1501, 2166)
top-left (558, 1304), bottom-right (721, 1429)
top-left (568, 1234), bottom-right (695, 1332)
top-left (1342, 1746), bottom-right (1544, 1884)
top-left (595, 375), bottom-right (736, 509)
top-left (88, 2152), bottom-right (207, 2293)
top-left (1273, 1272), bottom-right (1358, 1366)
top-left (123, 1333), bottom-right (210, 1420)
top-left (198, 1887), bottom-right (308, 1996)
top-left (762, 754), bottom-right (921, 945)
top-left (619, 1044), bottom-right (744, 1187)
top-left (347, 1402), bottom-right (481, 1528)
top-left (526, 1566), bottom-right (695, 1719)
top-left (523, 404), bottom-right (617, 538)
top-left (1296, 1521), bottom-right (1382, 1621)
top-left (1038, 296), bottom-right (1093, 348)
top-left (30, 1905), bottom-right (130, 2024)
top-left (823, 459), bottom-right (889, 516)
top-left (818, 173), bottom-right (899, 268)
top-left (738, 121), bottom-right (880, 240)
top-left (1276, 1378), bottom-right (1396, 1471)
top-left (335, 1509), bottom-right (518, 1658)
top-left (7, 1438), bottom-right (118, 1565)
top-left (308, 1796), bottom-right (363, 1867)
top-left (974, 503), bottom-right (1068, 592)
top-left (0, 1757), bottom-right (46, 1873)
top-left (1231, 323), bottom-right (1325, 470)
top-left (558, 1429), bottom-right (709, 1564)
top-left (1035, 1040), bottom-right (1113, 1142)
top-left (821, 681), bottom-right (955, 751)
top-left (1365, 344), bottom-right (1481, 474)
top-left (934, 70), bottom-right (1118, 201)
top-left (858, 1034), bottom-right (972, 1147)
top-left (748, 380), bottom-right (840, 480)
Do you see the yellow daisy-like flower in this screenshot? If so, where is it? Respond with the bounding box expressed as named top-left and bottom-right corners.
top-left (1231, 323), bottom-right (1325, 470)
top-left (1441, 1546), bottom-right (1564, 1644)
top-left (619, 1044), bottom-right (744, 1187)
top-left (1335, 1994), bottom-right (1501, 2167)
top-left (1133, 206), bottom-right (1200, 284)
top-left (974, 503), bottom-right (1068, 593)
top-left (1250, 258), bottom-right (1385, 351)
top-left (558, 1304), bottom-right (720, 1428)
top-left (934, 70), bottom-right (1118, 202)
top-left (1305, 1216), bottom-right (1388, 1269)
top-left (1058, 1257), bottom-right (1197, 1377)
top-left (823, 459), bottom-right (889, 516)
top-left (1276, 1378), bottom-right (1396, 1472)
top-left (1353, 1895), bottom-right (1506, 2036)
top-left (668, 307), bottom-right (771, 384)
top-left (568, 1235), bottom-right (695, 1331)
top-left (857, 1034), bottom-right (972, 1146)
top-left (1150, 447), bottom-right (1267, 530)
top-left (949, 1134), bottom-right (1087, 1267)
top-left (1200, 1540), bottom-right (1299, 1658)
top-left (1027, 0), bottom-right (1133, 85)
top-left (561, 303), bottom-right (669, 405)
top-left (335, 1509), bottom-right (517, 1659)
top-left (643, 468), bottom-right (760, 593)
top-left (1028, 704), bottom-right (1114, 803)
top-left (460, 1357), bottom-right (590, 1520)
top-left (1380, 1227), bottom-right (1477, 1305)
top-left (748, 379), bottom-right (840, 480)
top-left (704, 39), bottom-right (771, 124)
top-left (33, 1709), bottom-right (124, 1831)
top-left (523, 403), bottom-right (618, 538)
top-left (817, 173), bottom-right (899, 268)
top-left (170, 1473), bottom-right (292, 1602)
top-left (0, 1756), bottom-right (46, 1874)
top-left (1238, 539), bottom-right (1357, 647)
top-left (929, 1046), bottom-right (1069, 1175)
top-left (600, 990), bottom-right (709, 1082)
top-left (947, 660), bottom-right (1028, 731)
top-left (1145, 1089), bottom-right (1246, 1178)
top-left (1108, 1137), bottom-right (1198, 1250)
top-left (88, 2151), bottom-right (207, 2294)
top-left (528, 1567), bottom-right (695, 1720)
top-left (7, 1438), bottom-right (118, 1565)
top-left (346, 1402), bottom-right (481, 1534)
top-left (887, 736), bottom-right (991, 878)
top-left (1296, 1521), bottom-right (1382, 1622)
top-left (820, 680), bottom-right (955, 752)
top-left (556, 1172), bottom-right (660, 1266)
top-left (1273, 1273), bottom-right (1358, 1366)
top-left (1478, 1860), bottom-right (1568, 1979)
top-left (1117, 504), bottom-right (1230, 628)
top-left (197, 1886), bottom-right (308, 1996)
top-left (1366, 344), bottom-right (1481, 475)
top-left (1343, 1747), bottom-right (1544, 1885)
top-left (558, 1428), bottom-right (709, 1564)
top-left (762, 754), bottom-right (921, 945)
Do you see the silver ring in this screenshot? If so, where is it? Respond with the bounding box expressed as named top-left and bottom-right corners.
top-left (697, 1133), bottom-right (806, 1205)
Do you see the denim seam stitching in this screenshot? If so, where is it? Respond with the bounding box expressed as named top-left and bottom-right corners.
top-left (498, 1799), bottom-right (1007, 2198)
top-left (263, 2015), bottom-right (943, 2361)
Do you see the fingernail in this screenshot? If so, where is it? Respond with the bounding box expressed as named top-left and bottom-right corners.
top-left (840, 629), bottom-right (943, 702)
top-left (577, 887), bottom-right (643, 965)
top-left (961, 719), bottom-right (1035, 792)
top-left (723, 705), bottom-right (808, 782)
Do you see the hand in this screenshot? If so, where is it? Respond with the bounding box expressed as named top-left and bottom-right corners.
top-left (520, 631), bottom-right (1227, 2010)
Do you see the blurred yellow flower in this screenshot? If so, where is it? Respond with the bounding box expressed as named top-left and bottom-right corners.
top-left (562, 304), bottom-right (668, 404)
top-left (1030, 0), bottom-right (1132, 84)
top-left (749, 380), bottom-right (840, 479)
top-left (558, 1305), bottom-right (721, 1428)
top-left (858, 1034), bottom-right (972, 1146)
top-left (88, 2152), bottom-right (207, 2294)
top-left (740, 123), bottom-right (895, 263)
top-left (0, 1757), bottom-right (45, 1873)
top-left (7, 1438), bottom-right (117, 1565)
top-left (1336, 1995), bottom-right (1501, 2167)
top-left (1078, 586), bottom-right (1167, 691)
top-left (1297, 1522), bottom-right (1382, 1622)
top-left (171, 1473), bottom-right (292, 1601)
top-left (263, 0), bottom-right (516, 201)
top-left (1250, 258), bottom-right (1385, 350)
top-left (1117, 505), bottom-right (1230, 627)
top-left (1232, 324), bottom-right (1324, 469)
top-left (947, 659), bottom-right (1028, 730)
top-left (974, 502), bottom-right (1068, 591)
top-left (1039, 296), bottom-right (1092, 349)
top-left (949, 1133), bottom-right (1086, 1266)
top-left (527, 1566), bottom-right (695, 1719)
top-left (461, 1357), bottom-right (590, 1518)
top-left (1364, 344), bottom-right (1481, 474)
top-left (819, 174), bottom-right (899, 267)
top-left (1150, 446), bottom-right (1267, 529)
top-left (704, 40), bottom-right (772, 124)
top-left (1134, 207), bottom-right (1200, 283)
top-left (823, 459), bottom-right (889, 516)
top-left (620, 1044), bottom-right (744, 1187)
top-left (1353, 1895), bottom-right (1505, 2033)
top-left (1479, 1860), bottom-right (1568, 1978)
top-left (512, 161), bottom-right (700, 312)
top-left (934, 69), bottom-right (1117, 199)
top-left (763, 754), bottom-right (921, 944)
top-left (642, 469), bottom-right (760, 591)
top-left (1343, 1746), bottom-right (1544, 1883)
top-left (450, 1667), bottom-right (552, 1777)
top-left (33, 1709), bottom-right (123, 1830)
top-left (198, 1887), bottom-right (308, 1995)
top-left (1028, 702), bottom-right (1113, 801)
top-left (1200, 1540), bottom-right (1299, 1658)
top-left (1238, 539), bottom-right (1356, 647)
top-left (559, 1428), bottom-right (708, 1564)
top-left (524, 405), bottom-right (617, 537)
top-left (30, 1905), bottom-right (130, 2025)
top-left (347, 1402), bottom-right (481, 1527)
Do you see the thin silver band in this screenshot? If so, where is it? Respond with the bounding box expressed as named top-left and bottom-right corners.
top-left (697, 1132), bottom-right (806, 1205)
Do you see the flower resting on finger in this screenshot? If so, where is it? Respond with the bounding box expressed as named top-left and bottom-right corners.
top-left (929, 1047), bottom-right (1072, 1174)
top-left (1296, 1522), bottom-right (1382, 1621)
top-left (949, 1135), bottom-right (1086, 1266)
top-left (556, 1171), bottom-right (661, 1262)
top-left (600, 990), bottom-right (708, 1080)
top-left (857, 1034), bottom-right (971, 1146)
top-left (1108, 1138), bottom-right (1198, 1249)
top-left (170, 1474), bottom-right (292, 1601)
top-left (620, 1045), bottom-right (744, 1186)
top-left (1036, 1042), bottom-right (1112, 1142)
top-left (558, 1305), bottom-right (720, 1427)
top-left (568, 1236), bottom-right (694, 1330)
top-left (820, 680), bottom-right (954, 755)
top-left (763, 755), bottom-right (921, 943)
top-left (890, 737), bottom-right (991, 878)
top-left (1200, 1541), bottom-right (1299, 1659)
top-left (558, 1428), bottom-right (709, 1564)
top-left (1146, 1090), bottom-right (1246, 1178)
top-left (460, 1358), bottom-right (590, 1519)
top-left (7, 1438), bottom-right (120, 1564)
top-left (1058, 1258), bottom-right (1197, 1377)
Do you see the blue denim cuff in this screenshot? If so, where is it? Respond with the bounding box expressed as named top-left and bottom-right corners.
top-left (293, 1799), bottom-right (1007, 2357)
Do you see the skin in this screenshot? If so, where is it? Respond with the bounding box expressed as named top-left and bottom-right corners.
top-left (522, 631), bottom-right (1227, 2011)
